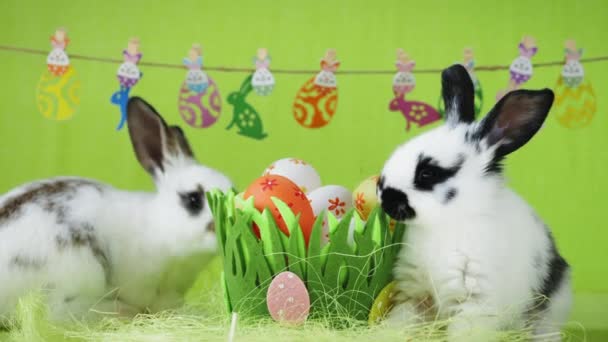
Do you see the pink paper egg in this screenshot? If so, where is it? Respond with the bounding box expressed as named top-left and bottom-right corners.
top-left (266, 271), bottom-right (310, 325)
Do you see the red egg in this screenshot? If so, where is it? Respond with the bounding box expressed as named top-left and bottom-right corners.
top-left (244, 175), bottom-right (315, 246)
top-left (267, 271), bottom-right (310, 325)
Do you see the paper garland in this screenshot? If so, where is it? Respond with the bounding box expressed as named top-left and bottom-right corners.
top-left (553, 40), bottom-right (597, 129)
top-left (438, 48), bottom-right (483, 118)
top-left (496, 36), bottom-right (537, 101)
top-left (293, 49), bottom-right (339, 129)
top-left (36, 28), bottom-right (81, 121)
top-left (111, 38), bottom-right (142, 130)
top-left (177, 44), bottom-right (221, 128)
top-left (389, 49), bottom-right (441, 131)
top-left (226, 74), bottom-right (268, 140)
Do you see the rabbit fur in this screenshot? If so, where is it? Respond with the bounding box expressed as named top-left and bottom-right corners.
top-left (0, 97), bottom-right (233, 323)
top-left (377, 65), bottom-right (571, 341)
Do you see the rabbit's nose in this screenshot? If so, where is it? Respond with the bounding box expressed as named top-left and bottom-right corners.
top-left (380, 187), bottom-right (416, 221)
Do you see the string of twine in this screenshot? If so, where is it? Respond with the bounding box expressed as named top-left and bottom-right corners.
top-left (2, 44), bottom-right (607, 75)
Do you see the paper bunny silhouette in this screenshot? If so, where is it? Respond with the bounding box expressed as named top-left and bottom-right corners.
top-left (389, 94), bottom-right (441, 131)
top-left (226, 74), bottom-right (268, 140)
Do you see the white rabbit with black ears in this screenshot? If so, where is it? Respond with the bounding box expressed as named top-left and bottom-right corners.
top-left (377, 65), bottom-right (571, 341)
top-left (0, 97), bottom-right (233, 323)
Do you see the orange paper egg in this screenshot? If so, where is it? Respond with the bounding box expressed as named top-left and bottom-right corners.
top-left (244, 175), bottom-right (315, 246)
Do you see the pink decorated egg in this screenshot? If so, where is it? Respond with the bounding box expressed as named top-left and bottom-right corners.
top-left (266, 271), bottom-right (310, 325)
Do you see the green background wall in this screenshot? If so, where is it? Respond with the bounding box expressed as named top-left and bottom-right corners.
top-left (1, 0), bottom-right (606, 332)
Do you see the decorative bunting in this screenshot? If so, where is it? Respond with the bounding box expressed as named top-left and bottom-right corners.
top-left (252, 48), bottom-right (275, 96)
top-left (293, 49), bottom-right (339, 129)
top-left (496, 36), bottom-right (537, 101)
top-left (226, 74), bottom-right (268, 140)
top-left (438, 47), bottom-right (483, 117)
top-left (111, 38), bottom-right (142, 130)
top-left (553, 40), bottom-right (597, 129)
top-left (36, 27), bottom-right (81, 121)
top-left (177, 44), bottom-right (222, 128)
top-left (389, 49), bottom-right (440, 131)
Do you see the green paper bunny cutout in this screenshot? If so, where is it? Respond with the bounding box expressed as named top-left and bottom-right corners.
top-left (226, 74), bottom-right (268, 140)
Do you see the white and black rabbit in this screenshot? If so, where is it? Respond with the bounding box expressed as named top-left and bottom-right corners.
top-left (0, 97), bottom-right (233, 323)
top-left (377, 65), bottom-right (571, 341)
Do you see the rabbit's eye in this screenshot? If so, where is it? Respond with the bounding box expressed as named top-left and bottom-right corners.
top-left (414, 155), bottom-right (462, 191)
top-left (419, 168), bottom-right (436, 180)
top-left (180, 188), bottom-right (205, 216)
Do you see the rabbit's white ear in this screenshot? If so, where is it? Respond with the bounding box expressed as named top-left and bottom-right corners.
top-left (474, 89), bottom-right (554, 158)
top-left (126, 97), bottom-right (194, 176)
top-left (441, 64), bottom-right (475, 125)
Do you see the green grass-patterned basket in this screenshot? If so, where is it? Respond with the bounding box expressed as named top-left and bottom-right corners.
top-left (207, 190), bottom-right (406, 323)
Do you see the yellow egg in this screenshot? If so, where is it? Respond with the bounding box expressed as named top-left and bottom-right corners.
top-left (352, 175), bottom-right (380, 221)
top-left (368, 281), bottom-right (398, 325)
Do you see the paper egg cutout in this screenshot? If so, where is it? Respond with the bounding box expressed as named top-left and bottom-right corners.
top-left (554, 76), bottom-right (597, 129)
top-left (368, 281), bottom-right (397, 325)
top-left (267, 271), bottom-right (310, 325)
top-left (263, 158), bottom-right (321, 194)
top-left (353, 175), bottom-right (380, 221)
top-left (178, 78), bottom-right (222, 128)
top-left (308, 185), bottom-right (353, 243)
top-left (244, 175), bottom-right (315, 246)
top-left (46, 48), bottom-right (70, 77)
top-left (293, 77), bottom-right (338, 128)
top-left (36, 67), bottom-right (81, 120)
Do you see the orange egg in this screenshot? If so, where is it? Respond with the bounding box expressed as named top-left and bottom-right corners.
top-left (244, 175), bottom-right (315, 246)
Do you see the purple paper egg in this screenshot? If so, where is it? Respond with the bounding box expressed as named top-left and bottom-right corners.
top-left (267, 271), bottom-right (310, 325)
top-left (177, 77), bottom-right (221, 128)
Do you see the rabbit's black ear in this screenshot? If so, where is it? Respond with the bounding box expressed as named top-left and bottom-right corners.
top-left (126, 97), bottom-right (171, 176)
top-left (169, 125), bottom-right (195, 159)
top-left (474, 89), bottom-right (554, 158)
top-left (441, 64), bottom-right (475, 125)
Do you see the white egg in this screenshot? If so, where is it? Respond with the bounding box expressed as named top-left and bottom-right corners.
top-left (307, 185), bottom-right (353, 244)
top-left (263, 158), bottom-right (321, 193)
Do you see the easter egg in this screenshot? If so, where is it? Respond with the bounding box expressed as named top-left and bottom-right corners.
top-left (368, 281), bottom-right (398, 325)
top-left (244, 175), bottom-right (315, 245)
top-left (267, 271), bottom-right (310, 325)
top-left (178, 77), bottom-right (222, 128)
top-left (554, 76), bottom-right (597, 129)
top-left (263, 158), bottom-right (321, 193)
top-left (308, 185), bottom-right (353, 243)
top-left (36, 67), bottom-right (80, 121)
top-left (353, 175), bottom-right (380, 221)
top-left (293, 77), bottom-right (338, 128)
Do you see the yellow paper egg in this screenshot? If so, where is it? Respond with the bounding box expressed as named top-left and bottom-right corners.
top-left (353, 175), bottom-right (380, 221)
top-left (368, 281), bottom-right (398, 325)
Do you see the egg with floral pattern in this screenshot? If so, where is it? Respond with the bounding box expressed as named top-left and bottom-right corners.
top-left (353, 175), bottom-right (380, 221)
top-left (263, 158), bottom-right (321, 193)
top-left (308, 185), bottom-right (353, 243)
top-left (267, 271), bottom-right (310, 325)
top-left (244, 175), bottom-right (315, 246)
